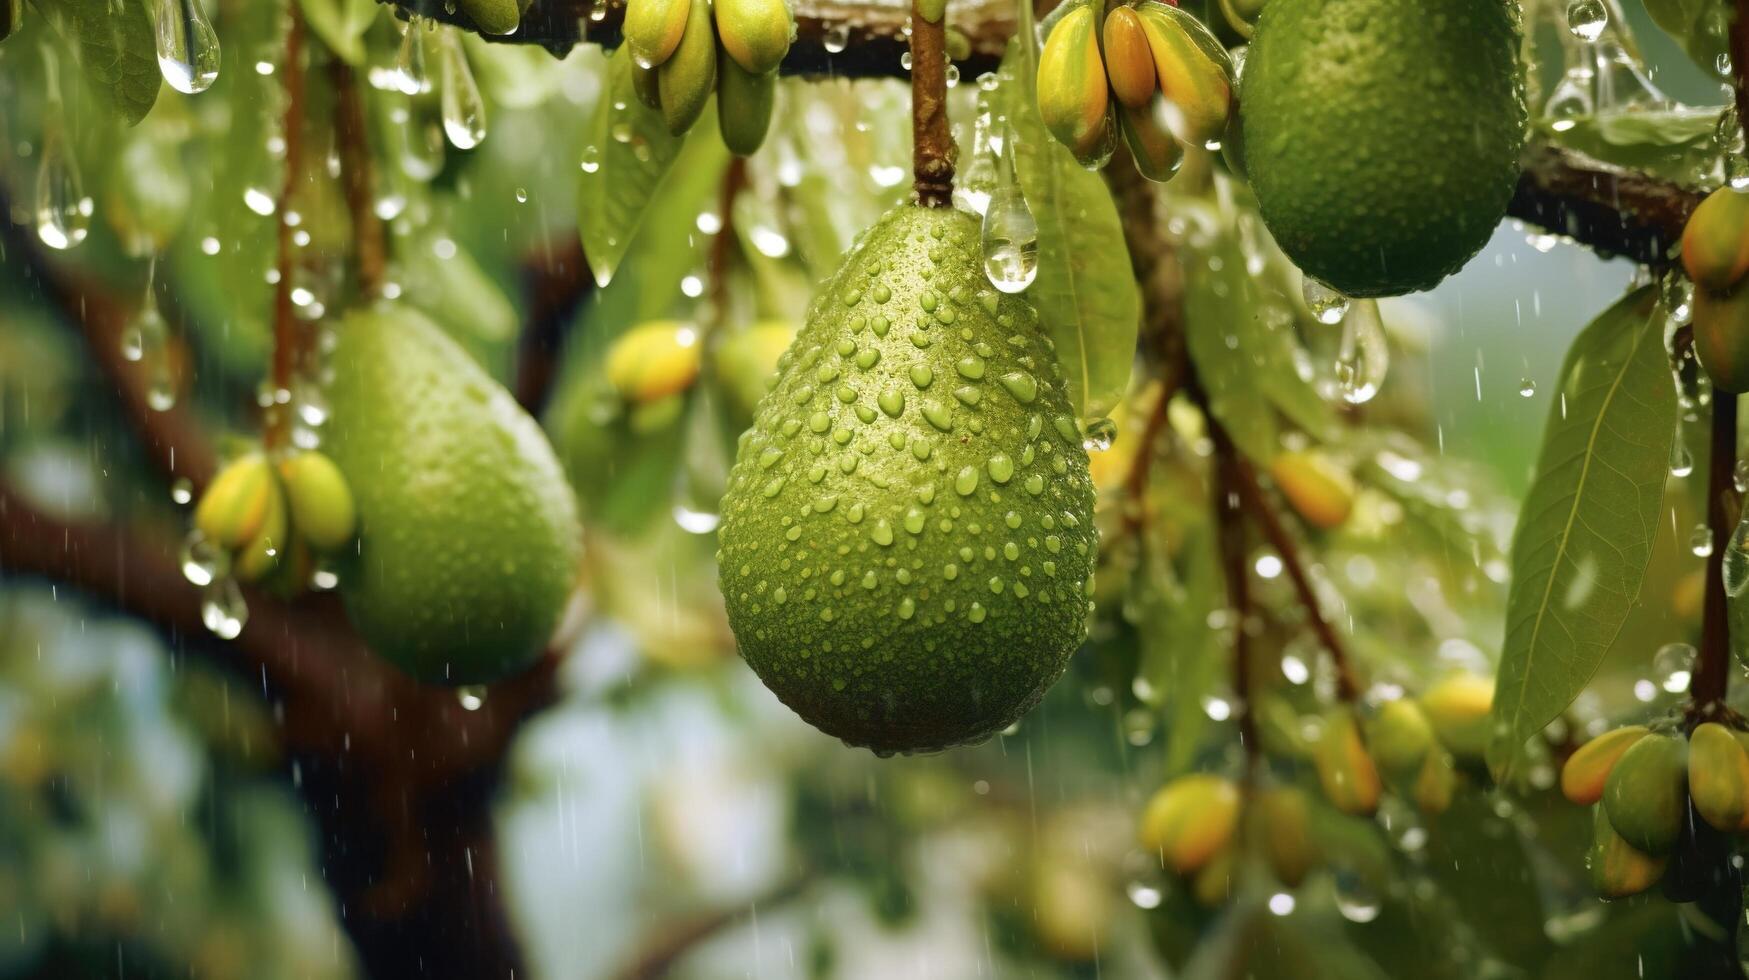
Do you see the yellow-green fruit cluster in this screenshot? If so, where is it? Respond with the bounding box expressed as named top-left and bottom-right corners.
top-left (1139, 777), bottom-right (1318, 902)
top-left (1683, 188), bottom-right (1749, 393)
top-left (193, 450), bottom-right (357, 591)
top-left (1036, 1), bottom-right (1232, 181)
top-left (1313, 674), bottom-right (1491, 817)
top-left (1564, 721), bottom-right (1749, 897)
top-left (624, 0), bottom-right (790, 155)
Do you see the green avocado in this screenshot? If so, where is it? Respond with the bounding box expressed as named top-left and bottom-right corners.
top-left (716, 205), bottom-right (1098, 755)
top-left (1240, 0), bottom-right (1527, 297)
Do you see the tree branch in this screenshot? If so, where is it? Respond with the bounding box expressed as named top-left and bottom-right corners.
top-left (332, 59), bottom-right (388, 298)
top-left (1505, 143), bottom-right (1703, 267)
top-left (1691, 393), bottom-right (1737, 719)
top-left (909, 0), bottom-right (956, 207)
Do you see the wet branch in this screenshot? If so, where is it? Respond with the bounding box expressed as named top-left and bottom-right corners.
top-left (1692, 393), bottom-right (1738, 718)
top-left (909, 0), bottom-right (956, 207)
top-left (1505, 143), bottom-right (1703, 267)
top-left (607, 875), bottom-right (813, 980)
top-left (331, 59), bottom-right (388, 298)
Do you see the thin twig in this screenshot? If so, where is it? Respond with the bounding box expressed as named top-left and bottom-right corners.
top-left (331, 59), bottom-right (388, 297)
top-left (1188, 376), bottom-right (1260, 765)
top-left (1692, 394), bottom-right (1738, 719)
top-left (707, 156), bottom-right (749, 334)
top-left (909, 0), bottom-right (956, 207)
top-left (1119, 387), bottom-right (1172, 544)
top-left (607, 875), bottom-right (812, 980)
top-left (267, 7), bottom-right (309, 450)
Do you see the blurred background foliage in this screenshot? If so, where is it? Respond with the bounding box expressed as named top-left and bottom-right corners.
top-left (0, 0), bottom-right (1743, 977)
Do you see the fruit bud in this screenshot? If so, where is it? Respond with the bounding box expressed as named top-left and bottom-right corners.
top-left (1269, 448), bottom-right (1355, 530)
top-left (1601, 732), bottom-right (1688, 855)
top-left (457, 0), bottom-right (520, 36)
top-left (1252, 787), bottom-right (1315, 886)
top-left (1135, 3), bottom-right (1234, 147)
top-left (607, 321), bottom-right (704, 404)
top-left (195, 454), bottom-right (278, 550)
top-left (713, 0), bottom-right (794, 76)
top-left (1037, 5), bottom-right (1111, 162)
top-left (1418, 672), bottom-right (1494, 760)
top-left (624, 0), bottom-right (693, 69)
top-left (717, 53), bottom-right (777, 157)
top-left (1412, 749), bottom-right (1456, 815)
top-left (1689, 722), bottom-right (1749, 832)
top-left (1682, 187), bottom-right (1749, 292)
top-left (1366, 698), bottom-right (1435, 777)
top-left (232, 476), bottom-right (289, 585)
top-left (632, 59), bottom-right (663, 110)
top-left (1191, 847), bottom-right (1234, 907)
top-left (1117, 101), bottom-right (1184, 184)
top-left (1103, 7), bottom-right (1157, 110)
top-left (1691, 280), bottom-right (1749, 394)
top-left (278, 452), bottom-right (358, 553)
top-left (1314, 709), bottom-right (1381, 816)
top-left (1138, 773), bottom-right (1240, 875)
top-left (1559, 725), bottom-right (1649, 805)
top-left (656, 0), bottom-right (717, 135)
top-left (1587, 803), bottom-right (1666, 898)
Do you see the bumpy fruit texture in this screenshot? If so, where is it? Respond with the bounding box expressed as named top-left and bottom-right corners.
top-left (457, 0), bottom-right (519, 35)
top-left (1588, 804), bottom-right (1666, 899)
top-left (1253, 787), bottom-right (1314, 886)
top-left (1413, 749), bottom-right (1456, 815)
top-left (715, 206), bottom-right (1098, 753)
top-left (1117, 103), bottom-right (1183, 184)
top-left (1140, 774), bottom-right (1240, 875)
top-left (278, 451), bottom-right (357, 553)
top-left (1561, 725), bottom-right (1650, 805)
top-left (658, 0), bottom-right (718, 135)
top-left (717, 53), bottom-right (777, 157)
top-left (1692, 281), bottom-right (1749, 394)
top-left (1682, 188), bottom-right (1749, 291)
top-left (1240, 0), bottom-right (1525, 297)
top-left (1102, 8), bottom-right (1157, 110)
top-left (1601, 732), bottom-right (1688, 855)
top-left (607, 321), bottom-right (703, 404)
top-left (1366, 698), bottom-right (1435, 776)
top-left (324, 305), bottom-right (582, 685)
top-left (1689, 722), bottom-right (1749, 832)
top-left (1418, 672), bottom-right (1493, 760)
top-left (625, 0), bottom-right (693, 68)
top-left (1314, 710), bottom-right (1382, 816)
top-left (1269, 449), bottom-right (1354, 530)
top-left (196, 454), bottom-right (279, 550)
top-left (713, 0), bottom-right (793, 75)
top-left (1135, 3), bottom-right (1233, 147)
top-left (1037, 5), bottom-right (1111, 163)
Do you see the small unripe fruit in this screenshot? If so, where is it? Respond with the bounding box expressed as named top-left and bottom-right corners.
top-left (1139, 773), bottom-right (1240, 875)
top-left (1269, 449), bottom-right (1354, 530)
top-left (1037, 5), bottom-right (1111, 162)
top-left (195, 454), bottom-right (278, 550)
top-left (624, 0), bottom-right (692, 69)
top-left (1691, 280), bottom-right (1749, 394)
top-left (1191, 847), bottom-right (1234, 907)
top-left (232, 478), bottom-right (289, 585)
top-left (1117, 101), bottom-right (1184, 184)
top-left (1314, 709), bottom-right (1382, 816)
top-left (1135, 2), bottom-right (1234, 147)
top-left (278, 452), bottom-right (357, 553)
top-left (1602, 732), bottom-right (1688, 855)
top-left (1412, 748), bottom-right (1456, 815)
top-left (1252, 787), bottom-right (1315, 886)
top-left (717, 52), bottom-right (777, 157)
top-left (457, 0), bottom-right (519, 35)
top-left (1588, 803), bottom-right (1666, 899)
top-left (713, 0), bottom-right (793, 75)
top-left (1689, 722), bottom-right (1749, 832)
top-left (1682, 187), bottom-right (1749, 291)
top-left (1560, 725), bottom-right (1650, 805)
top-left (631, 60), bottom-right (663, 110)
top-left (1366, 698), bottom-right (1435, 776)
top-left (606, 321), bottom-right (703, 404)
top-left (1418, 672), bottom-right (1494, 760)
top-left (1103, 7), bottom-right (1157, 110)
top-left (657, 0), bottom-right (717, 135)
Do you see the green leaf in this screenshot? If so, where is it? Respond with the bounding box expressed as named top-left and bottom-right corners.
top-left (299, 0), bottom-right (379, 65)
top-left (1542, 106), bottom-right (1725, 185)
top-left (1489, 287), bottom-right (1674, 775)
top-left (577, 46), bottom-right (691, 289)
top-left (1642, 0), bottom-right (1732, 81)
top-left (42, 0), bottom-right (160, 125)
top-left (999, 35), bottom-right (1139, 421)
top-left (1133, 526), bottom-right (1222, 775)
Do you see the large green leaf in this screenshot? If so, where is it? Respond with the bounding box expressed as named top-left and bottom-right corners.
top-left (42, 0), bottom-right (160, 125)
top-left (999, 32), bottom-right (1139, 422)
top-left (299, 0), bottom-right (379, 66)
top-left (577, 47), bottom-right (691, 289)
top-left (1489, 287), bottom-right (1674, 775)
top-left (1542, 107), bottom-right (1724, 185)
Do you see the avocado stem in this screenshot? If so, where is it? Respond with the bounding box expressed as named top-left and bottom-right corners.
top-left (266, 5), bottom-right (309, 452)
top-left (908, 0), bottom-right (957, 207)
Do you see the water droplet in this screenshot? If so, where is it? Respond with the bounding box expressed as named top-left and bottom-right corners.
top-left (823, 23), bottom-right (850, 52)
top-left (180, 530), bottom-right (225, 587)
top-left (1671, 437), bottom-right (1695, 478)
top-left (1734, 459), bottom-right (1749, 493)
top-left (1543, 68), bottom-right (1593, 130)
top-left (1303, 277), bottom-right (1349, 324)
top-left (1727, 517), bottom-right (1749, 597)
top-left (981, 185), bottom-right (1039, 293)
top-left (1652, 642), bottom-right (1696, 693)
top-left (1691, 522), bottom-right (1715, 557)
top-left (580, 144), bottom-right (601, 173)
top-left (154, 0), bottom-right (222, 94)
top-left (1565, 0), bottom-right (1607, 42)
top-left (1082, 417), bottom-right (1117, 453)
top-left (35, 130), bottom-right (91, 250)
top-left (1334, 301), bottom-right (1389, 405)
top-left (672, 386), bottom-right (729, 533)
top-left (391, 17), bottom-right (431, 96)
top-left (1332, 869), bottom-right (1381, 923)
top-left (457, 685), bottom-right (487, 710)
top-left (200, 576), bottom-right (247, 640)
top-left (1517, 378), bottom-right (1537, 398)
top-left (439, 29), bottom-right (488, 149)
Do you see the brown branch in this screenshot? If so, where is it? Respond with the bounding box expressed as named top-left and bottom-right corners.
top-left (1734, 0), bottom-right (1749, 157)
top-left (1505, 143), bottom-right (1703, 267)
top-left (909, 0), bottom-right (956, 206)
top-left (708, 156), bottom-right (749, 332)
top-left (1188, 376), bottom-right (1260, 764)
top-left (607, 876), bottom-right (812, 980)
top-left (1229, 455), bottom-right (1362, 703)
top-left (1691, 393), bottom-right (1738, 720)
top-left (515, 236), bottom-right (593, 413)
top-left (267, 7), bottom-right (309, 451)
top-left (332, 59), bottom-right (388, 297)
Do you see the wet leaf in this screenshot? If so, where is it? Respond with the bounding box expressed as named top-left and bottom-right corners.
top-left (41, 0), bottom-right (160, 125)
top-left (1543, 107), bottom-right (1724, 184)
top-left (1490, 287), bottom-right (1673, 776)
top-left (577, 46), bottom-right (692, 289)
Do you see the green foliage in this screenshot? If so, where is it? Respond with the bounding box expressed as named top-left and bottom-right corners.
top-left (38, 0), bottom-right (159, 124)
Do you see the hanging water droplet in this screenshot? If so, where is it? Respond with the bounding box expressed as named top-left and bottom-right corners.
top-left (457, 685), bottom-right (487, 710)
top-left (672, 381), bottom-right (729, 534)
top-left (1543, 68), bottom-right (1594, 131)
top-left (1671, 436), bottom-right (1694, 478)
top-left (200, 576), bottom-right (248, 640)
top-left (1565, 0), bottom-right (1607, 42)
top-left (580, 144), bottom-right (601, 173)
top-left (899, 50), bottom-right (913, 71)
top-left (180, 530), bottom-right (226, 587)
top-left (1652, 642), bottom-right (1696, 693)
top-left (1518, 378), bottom-right (1536, 398)
top-left (438, 29), bottom-right (488, 150)
top-left (1334, 301), bottom-right (1389, 405)
top-left (400, 103), bottom-right (447, 181)
top-left (35, 130), bottom-right (91, 250)
top-left (823, 23), bottom-right (850, 52)
top-left (391, 17), bottom-right (431, 96)
top-left (982, 185), bottom-right (1039, 294)
top-left (1690, 522), bottom-right (1715, 557)
top-left (1332, 868), bottom-right (1382, 923)
top-left (170, 477), bottom-right (194, 506)
top-left (153, 0), bottom-right (221, 94)
top-left (1303, 277), bottom-right (1349, 324)
top-left (1082, 416), bottom-right (1118, 452)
